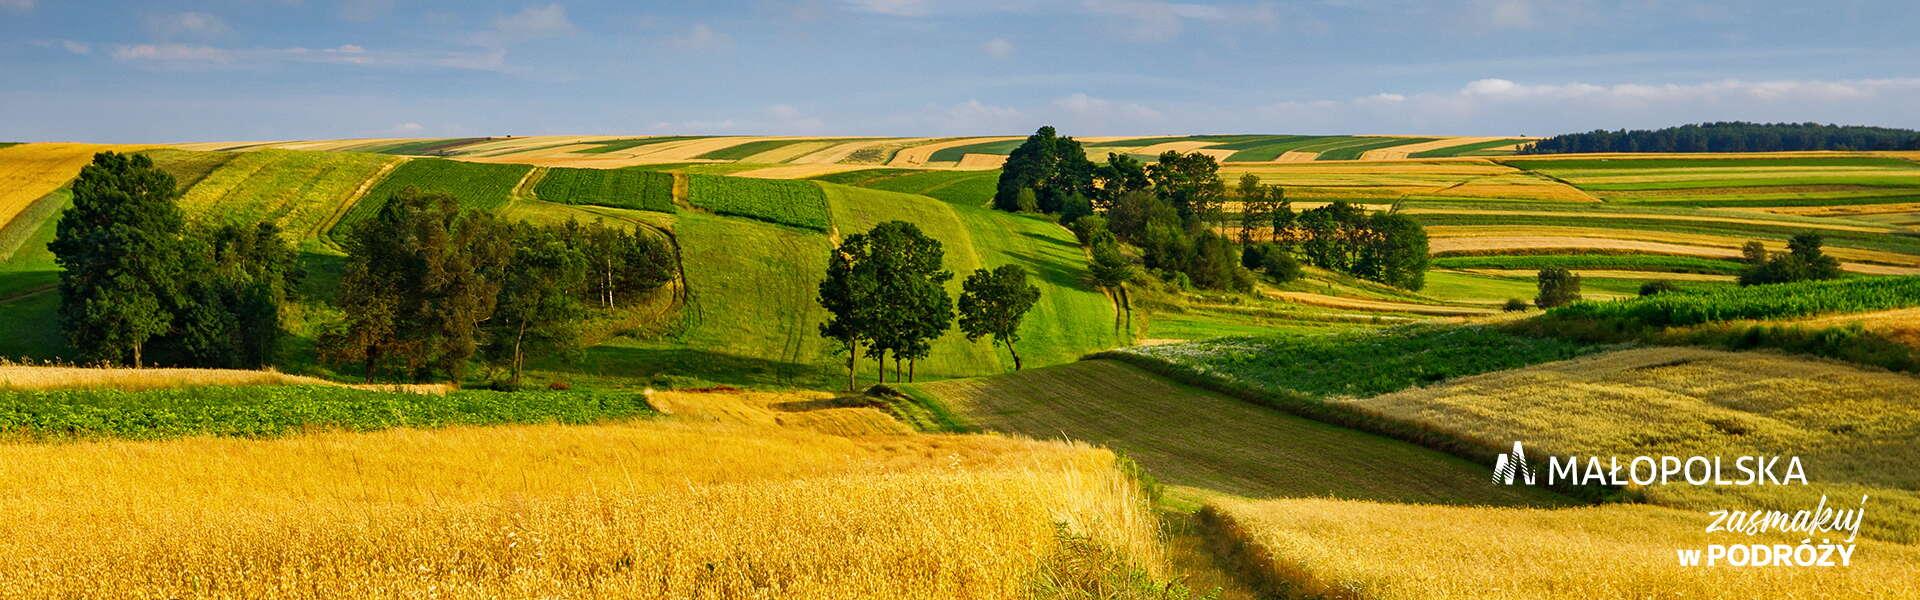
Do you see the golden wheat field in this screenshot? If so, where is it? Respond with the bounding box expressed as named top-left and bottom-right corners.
top-left (1205, 498), bottom-right (1920, 600)
top-left (1347, 346), bottom-right (1920, 543)
top-left (645, 387), bottom-right (914, 436)
top-left (0, 143), bottom-right (145, 229)
top-left (0, 420), bottom-right (1162, 599)
top-left (0, 364), bottom-right (453, 394)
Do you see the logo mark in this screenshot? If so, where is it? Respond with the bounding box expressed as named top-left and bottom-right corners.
top-left (1492, 441), bottom-right (1536, 485)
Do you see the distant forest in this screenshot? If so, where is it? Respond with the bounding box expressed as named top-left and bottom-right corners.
top-left (1521, 122), bottom-right (1920, 154)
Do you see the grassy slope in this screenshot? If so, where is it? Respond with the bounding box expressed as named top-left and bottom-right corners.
top-left (172, 149), bottom-right (400, 240)
top-left (821, 183), bottom-right (1004, 376)
top-left (886, 179), bottom-right (1122, 367)
top-left (914, 360), bottom-right (1568, 506)
top-left (571, 212), bottom-right (838, 388)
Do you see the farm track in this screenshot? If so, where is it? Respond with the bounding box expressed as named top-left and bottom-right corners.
top-left (315, 157), bottom-right (405, 247)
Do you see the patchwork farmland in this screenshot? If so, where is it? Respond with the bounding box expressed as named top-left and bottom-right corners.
top-left (2, 131), bottom-right (1918, 599)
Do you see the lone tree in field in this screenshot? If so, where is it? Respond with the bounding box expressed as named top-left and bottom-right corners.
top-left (51, 152), bottom-right (188, 368)
top-left (995, 126), bottom-right (1096, 214)
top-left (483, 223), bottom-right (588, 388)
top-left (819, 231), bottom-right (878, 391)
top-left (323, 187), bottom-right (511, 382)
top-left (958, 265), bottom-right (1041, 371)
top-left (1534, 267), bottom-right (1582, 309)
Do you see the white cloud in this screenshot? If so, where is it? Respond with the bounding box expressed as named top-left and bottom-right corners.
top-left (61, 40), bottom-right (92, 54)
top-left (388, 122), bottom-right (426, 134)
top-left (110, 43), bottom-right (508, 72)
top-left (1053, 92), bottom-right (1160, 120)
top-left (0, 0), bottom-right (34, 11)
top-left (844, 0), bottom-right (930, 16)
top-left (667, 24), bottom-right (730, 50)
top-left (145, 11), bottom-right (231, 39)
top-left (981, 37), bottom-right (1014, 58)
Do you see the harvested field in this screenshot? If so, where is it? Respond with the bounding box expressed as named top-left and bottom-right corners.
top-left (1207, 498), bottom-right (1920, 600)
top-left (1400, 207), bottom-right (1891, 233)
top-left (955, 153), bottom-right (1009, 169)
top-left (889, 137), bottom-right (1019, 167)
top-left (1423, 226), bottom-right (1920, 270)
top-left (914, 360), bottom-right (1567, 505)
top-left (1349, 346), bottom-right (1920, 543)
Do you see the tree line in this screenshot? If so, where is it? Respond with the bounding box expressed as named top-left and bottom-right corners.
top-left (50, 152), bottom-right (676, 387)
top-left (320, 188), bottom-right (674, 385)
top-left (1521, 122), bottom-right (1920, 154)
top-left (817, 221), bottom-right (1039, 390)
top-left (993, 126), bottom-right (1430, 294)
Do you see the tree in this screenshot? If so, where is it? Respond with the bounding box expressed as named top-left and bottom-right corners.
top-left (1266, 186), bottom-right (1295, 246)
top-left (322, 187), bottom-right (511, 383)
top-left (818, 232), bottom-right (878, 391)
top-left (169, 222), bottom-right (301, 368)
top-left (861, 221), bottom-right (953, 383)
top-left (1147, 151), bottom-right (1225, 226)
top-left (484, 223), bottom-right (588, 387)
top-left (1185, 230), bottom-right (1245, 291)
top-left (1738, 232), bottom-right (1843, 286)
top-left (1092, 153), bottom-right (1150, 207)
top-left (51, 152), bottom-right (189, 367)
top-left (958, 265), bottom-right (1040, 371)
top-left (1639, 280), bottom-right (1680, 296)
top-left (1355, 212), bottom-right (1429, 290)
top-left (1236, 173), bottom-right (1269, 244)
top-left (1534, 267), bottom-right (1582, 309)
top-left (1087, 232), bottom-right (1137, 332)
top-left (994, 126), bottom-right (1096, 213)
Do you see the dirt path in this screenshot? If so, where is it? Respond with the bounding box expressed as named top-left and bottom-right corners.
top-left (313, 156), bottom-right (406, 246)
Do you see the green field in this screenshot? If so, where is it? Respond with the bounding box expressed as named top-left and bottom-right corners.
top-left (171, 149), bottom-right (400, 240)
top-left (1545, 275), bottom-right (1920, 327)
top-left (1105, 325), bottom-right (1595, 399)
top-left (335, 158), bottom-right (531, 237)
top-left (532, 167), bottom-right (675, 213)
top-left (814, 168), bottom-right (999, 207)
top-left (927, 139), bottom-right (1026, 162)
top-left (1221, 136), bottom-right (1354, 162)
top-left (0, 384), bottom-right (653, 441)
top-left (684, 174), bottom-right (830, 230)
top-left (0, 186), bottom-right (72, 359)
top-left (913, 360), bottom-right (1568, 505)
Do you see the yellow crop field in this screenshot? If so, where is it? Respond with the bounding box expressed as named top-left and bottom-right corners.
top-left (0, 364), bottom-right (452, 394)
top-left (1221, 159), bottom-right (1595, 202)
top-left (645, 387), bottom-right (912, 436)
top-left (0, 421), bottom-right (1165, 599)
top-left (0, 143), bottom-right (143, 231)
top-left (1347, 346), bottom-right (1920, 543)
top-left (1423, 225), bottom-right (1920, 270)
top-left (1207, 498), bottom-right (1920, 600)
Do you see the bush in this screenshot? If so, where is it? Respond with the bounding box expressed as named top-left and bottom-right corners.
top-left (1504, 298), bottom-right (1531, 312)
top-left (1638, 280), bottom-right (1681, 297)
top-left (1535, 267), bottom-right (1582, 309)
top-left (1071, 214), bottom-right (1109, 247)
top-left (1242, 243), bottom-right (1301, 283)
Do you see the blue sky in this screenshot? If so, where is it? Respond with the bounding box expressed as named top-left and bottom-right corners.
top-left (3, 0), bottom-right (1918, 142)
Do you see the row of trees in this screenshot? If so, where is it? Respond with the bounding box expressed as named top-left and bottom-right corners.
top-left (321, 188), bottom-right (674, 385)
top-left (818, 221), bottom-right (1040, 390)
top-left (53, 152), bottom-right (301, 368)
top-left (1523, 122), bottom-right (1920, 154)
top-left (1739, 233), bottom-right (1843, 286)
